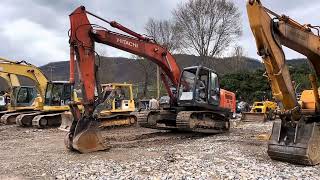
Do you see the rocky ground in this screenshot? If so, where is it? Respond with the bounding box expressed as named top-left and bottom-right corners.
top-left (0, 120), bottom-right (319, 179)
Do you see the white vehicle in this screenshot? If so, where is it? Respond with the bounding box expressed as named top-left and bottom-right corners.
top-left (0, 95), bottom-right (6, 110)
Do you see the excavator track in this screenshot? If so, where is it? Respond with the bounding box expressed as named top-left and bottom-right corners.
top-left (1, 111), bottom-right (37, 125)
top-left (268, 120), bottom-right (320, 165)
top-left (135, 110), bottom-right (177, 130)
top-left (0, 111), bottom-right (9, 119)
top-left (135, 110), bottom-right (152, 127)
top-left (16, 111), bottom-right (42, 126)
top-left (99, 114), bottom-right (137, 128)
top-left (32, 112), bottom-right (63, 128)
top-left (176, 111), bottom-right (230, 134)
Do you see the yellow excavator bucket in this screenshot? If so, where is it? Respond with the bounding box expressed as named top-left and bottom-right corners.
top-left (268, 120), bottom-right (320, 165)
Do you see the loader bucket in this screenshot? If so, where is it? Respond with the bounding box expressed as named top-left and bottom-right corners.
top-left (65, 116), bottom-right (109, 153)
top-left (59, 111), bottom-right (73, 131)
top-left (241, 112), bottom-right (267, 122)
top-left (268, 120), bottom-right (320, 165)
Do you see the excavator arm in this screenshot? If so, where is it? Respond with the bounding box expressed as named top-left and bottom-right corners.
top-left (247, 0), bottom-right (320, 165)
top-left (69, 6), bottom-right (181, 109)
top-left (0, 72), bottom-right (20, 87)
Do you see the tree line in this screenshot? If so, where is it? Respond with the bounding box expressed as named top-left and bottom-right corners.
top-left (220, 63), bottom-right (313, 103)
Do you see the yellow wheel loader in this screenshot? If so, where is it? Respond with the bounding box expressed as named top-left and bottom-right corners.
top-left (0, 58), bottom-right (75, 128)
top-left (241, 101), bottom-right (277, 122)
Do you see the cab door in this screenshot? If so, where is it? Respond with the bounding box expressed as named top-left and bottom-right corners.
top-left (208, 71), bottom-right (220, 106)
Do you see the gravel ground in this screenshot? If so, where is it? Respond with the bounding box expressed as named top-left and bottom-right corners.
top-left (0, 120), bottom-right (319, 179)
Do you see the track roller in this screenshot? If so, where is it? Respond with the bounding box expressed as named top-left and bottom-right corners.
top-left (16, 112), bottom-right (42, 126)
top-left (176, 111), bottom-right (230, 133)
top-left (32, 113), bottom-right (63, 128)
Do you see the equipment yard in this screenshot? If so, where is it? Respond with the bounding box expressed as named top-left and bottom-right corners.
top-left (1, 120), bottom-right (319, 179)
top-left (1, 0), bottom-right (320, 179)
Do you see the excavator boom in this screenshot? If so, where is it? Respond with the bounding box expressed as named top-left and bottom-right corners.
top-left (0, 72), bottom-right (20, 87)
top-left (247, 0), bottom-right (320, 165)
top-left (69, 6), bottom-right (181, 105)
top-left (0, 72), bottom-right (20, 112)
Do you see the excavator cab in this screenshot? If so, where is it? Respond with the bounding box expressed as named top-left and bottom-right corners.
top-left (178, 66), bottom-right (220, 108)
top-left (11, 86), bottom-right (37, 108)
top-left (1, 86), bottom-right (39, 124)
top-left (44, 81), bottom-right (72, 107)
top-left (100, 83), bottom-right (135, 111)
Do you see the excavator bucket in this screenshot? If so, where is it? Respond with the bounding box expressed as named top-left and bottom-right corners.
top-left (65, 116), bottom-right (109, 153)
top-left (241, 112), bottom-right (267, 122)
top-left (268, 120), bottom-right (320, 165)
top-left (241, 111), bottom-right (276, 122)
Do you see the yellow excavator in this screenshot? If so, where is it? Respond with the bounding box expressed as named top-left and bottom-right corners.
top-left (0, 61), bottom-right (40, 123)
top-left (0, 58), bottom-right (74, 128)
top-left (247, 0), bottom-right (320, 165)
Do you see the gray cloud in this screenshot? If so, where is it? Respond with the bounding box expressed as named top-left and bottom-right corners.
top-left (0, 0), bottom-right (319, 66)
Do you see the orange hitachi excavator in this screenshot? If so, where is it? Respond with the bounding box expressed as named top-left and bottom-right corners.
top-left (65, 6), bottom-right (236, 153)
top-left (247, 0), bottom-right (320, 165)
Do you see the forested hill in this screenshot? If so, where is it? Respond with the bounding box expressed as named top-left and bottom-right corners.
top-left (0, 55), bottom-right (311, 95)
top-left (39, 55), bottom-right (310, 84)
top-left (39, 54), bottom-right (262, 83)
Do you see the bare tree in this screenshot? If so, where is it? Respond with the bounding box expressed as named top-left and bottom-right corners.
top-left (145, 19), bottom-right (182, 98)
top-left (232, 45), bottom-right (244, 72)
top-left (145, 19), bottom-right (182, 52)
top-left (132, 55), bottom-right (156, 98)
top-left (174, 0), bottom-right (242, 65)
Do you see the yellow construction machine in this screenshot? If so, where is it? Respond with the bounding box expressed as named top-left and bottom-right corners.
top-left (0, 72), bottom-right (20, 111)
top-left (60, 83), bottom-right (136, 130)
top-left (98, 83), bottom-right (136, 127)
top-left (0, 58), bottom-right (74, 128)
top-left (242, 101), bottom-right (277, 121)
top-left (0, 63), bottom-right (40, 124)
top-left (247, 0), bottom-right (320, 165)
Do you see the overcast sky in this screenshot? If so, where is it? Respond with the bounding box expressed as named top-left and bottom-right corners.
top-left (0, 0), bottom-right (319, 66)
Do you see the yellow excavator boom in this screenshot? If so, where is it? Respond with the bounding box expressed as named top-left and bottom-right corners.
top-left (0, 60), bottom-right (48, 99)
top-left (247, 0), bottom-right (320, 165)
top-left (0, 72), bottom-right (20, 87)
